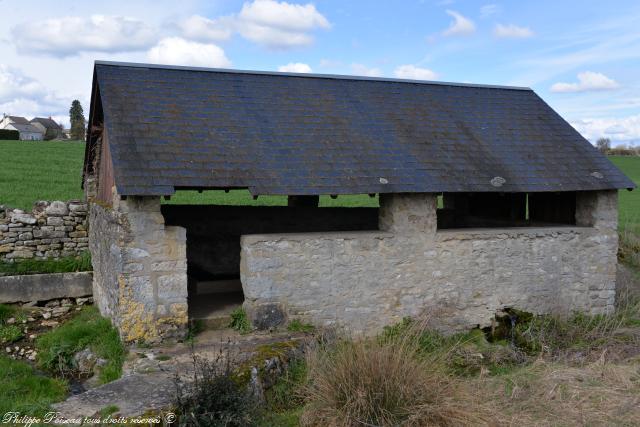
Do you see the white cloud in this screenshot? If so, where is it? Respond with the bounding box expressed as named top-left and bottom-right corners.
top-left (393, 65), bottom-right (438, 80)
top-left (605, 124), bottom-right (628, 134)
top-left (0, 66), bottom-right (72, 126)
top-left (147, 37), bottom-right (231, 68)
top-left (571, 114), bottom-right (640, 144)
top-left (350, 63), bottom-right (383, 77)
top-left (551, 71), bottom-right (619, 93)
top-left (236, 0), bottom-right (330, 49)
top-left (179, 15), bottom-right (234, 42)
top-left (277, 62), bottom-right (312, 73)
top-left (12, 15), bottom-right (157, 56)
top-left (494, 24), bottom-right (534, 38)
top-left (443, 10), bottom-right (475, 36)
top-left (480, 4), bottom-right (499, 19)
top-left (0, 65), bottom-right (44, 102)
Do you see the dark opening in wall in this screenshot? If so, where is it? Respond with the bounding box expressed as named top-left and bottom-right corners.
top-left (437, 192), bottom-right (577, 229)
top-left (162, 204), bottom-right (379, 324)
top-left (162, 205), bottom-right (379, 281)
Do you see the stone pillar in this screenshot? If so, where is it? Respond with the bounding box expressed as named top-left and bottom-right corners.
top-left (576, 190), bottom-right (618, 230)
top-left (574, 190), bottom-right (618, 315)
top-left (89, 196), bottom-right (188, 343)
top-left (378, 193), bottom-right (437, 234)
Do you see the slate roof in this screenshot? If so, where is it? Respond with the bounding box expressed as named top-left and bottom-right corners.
top-left (86, 61), bottom-right (636, 196)
top-left (31, 117), bottom-right (62, 130)
top-left (9, 123), bottom-right (42, 134)
top-left (7, 116), bottom-right (29, 125)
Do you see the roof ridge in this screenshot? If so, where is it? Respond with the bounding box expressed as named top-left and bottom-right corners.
top-left (94, 60), bottom-right (532, 91)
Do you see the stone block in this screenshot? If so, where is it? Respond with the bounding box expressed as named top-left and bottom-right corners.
top-left (158, 274), bottom-right (187, 300)
top-left (247, 303), bottom-right (286, 330)
top-left (18, 232), bottom-right (33, 240)
top-left (6, 250), bottom-right (34, 259)
top-left (11, 213), bottom-right (36, 225)
top-left (69, 203), bottom-right (88, 213)
top-left (45, 201), bottom-right (69, 216)
top-left (47, 217), bottom-right (64, 226)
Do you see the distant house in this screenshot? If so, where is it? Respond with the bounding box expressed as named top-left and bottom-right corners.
top-left (0, 115), bottom-right (43, 140)
top-left (30, 117), bottom-right (64, 140)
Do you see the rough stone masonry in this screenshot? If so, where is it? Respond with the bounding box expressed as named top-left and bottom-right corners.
top-left (240, 191), bottom-right (619, 335)
top-left (0, 201), bottom-right (88, 262)
top-left (89, 197), bottom-right (188, 343)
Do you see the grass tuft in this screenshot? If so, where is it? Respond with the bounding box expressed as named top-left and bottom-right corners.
top-left (229, 307), bottom-right (251, 333)
top-left (35, 305), bottom-right (125, 384)
top-left (0, 251), bottom-right (92, 276)
top-left (0, 324), bottom-right (24, 344)
top-left (0, 355), bottom-right (67, 416)
top-left (302, 325), bottom-right (490, 426)
top-left (287, 319), bottom-right (315, 333)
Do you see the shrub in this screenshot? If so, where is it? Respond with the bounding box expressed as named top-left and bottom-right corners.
top-left (174, 350), bottom-right (259, 426)
top-left (0, 129), bottom-right (19, 140)
top-left (302, 328), bottom-right (489, 426)
top-left (36, 306), bottom-right (125, 383)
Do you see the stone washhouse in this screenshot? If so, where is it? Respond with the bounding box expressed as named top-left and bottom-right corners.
top-left (83, 61), bottom-right (636, 343)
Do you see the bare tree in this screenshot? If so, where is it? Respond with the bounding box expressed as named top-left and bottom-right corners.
top-left (596, 137), bottom-right (611, 154)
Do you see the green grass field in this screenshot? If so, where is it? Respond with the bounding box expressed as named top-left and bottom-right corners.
top-left (0, 140), bottom-right (638, 226)
top-left (610, 156), bottom-right (640, 229)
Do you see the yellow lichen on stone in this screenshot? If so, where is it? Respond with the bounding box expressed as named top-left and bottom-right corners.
top-left (117, 275), bottom-right (158, 343)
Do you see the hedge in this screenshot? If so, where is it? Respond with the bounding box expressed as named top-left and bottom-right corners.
top-left (0, 129), bottom-right (19, 140)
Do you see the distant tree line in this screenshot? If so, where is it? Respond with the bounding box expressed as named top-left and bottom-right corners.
top-left (596, 137), bottom-right (639, 156)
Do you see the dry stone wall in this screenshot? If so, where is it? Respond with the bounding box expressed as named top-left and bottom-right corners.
top-left (240, 191), bottom-right (619, 335)
top-left (0, 201), bottom-right (88, 261)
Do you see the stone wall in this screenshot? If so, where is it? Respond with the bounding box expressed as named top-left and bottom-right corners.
top-left (161, 205), bottom-right (378, 279)
top-left (240, 191), bottom-right (618, 335)
top-left (89, 198), bottom-right (187, 343)
top-left (0, 201), bottom-right (88, 261)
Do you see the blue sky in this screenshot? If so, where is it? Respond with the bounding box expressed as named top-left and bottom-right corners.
top-left (1, 0), bottom-right (640, 145)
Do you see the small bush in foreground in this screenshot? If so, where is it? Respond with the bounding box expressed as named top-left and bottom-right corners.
top-left (174, 351), bottom-right (258, 426)
top-left (35, 306), bottom-right (125, 383)
top-left (302, 328), bottom-right (489, 426)
top-left (0, 251), bottom-right (92, 276)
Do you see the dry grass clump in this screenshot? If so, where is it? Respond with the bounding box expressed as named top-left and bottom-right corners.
top-left (301, 326), bottom-right (493, 427)
top-left (480, 357), bottom-right (640, 426)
